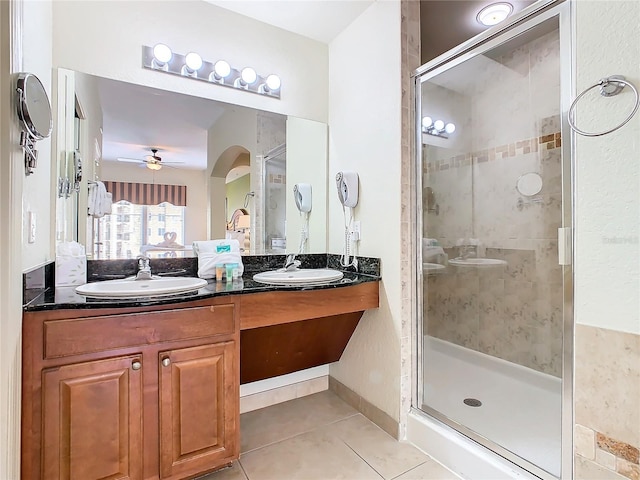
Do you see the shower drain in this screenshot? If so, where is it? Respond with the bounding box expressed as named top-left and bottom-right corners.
top-left (463, 398), bottom-right (482, 407)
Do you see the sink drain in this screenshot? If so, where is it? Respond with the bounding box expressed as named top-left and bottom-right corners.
top-left (463, 398), bottom-right (482, 407)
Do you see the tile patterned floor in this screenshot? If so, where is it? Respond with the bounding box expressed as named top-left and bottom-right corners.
top-left (200, 390), bottom-right (460, 480)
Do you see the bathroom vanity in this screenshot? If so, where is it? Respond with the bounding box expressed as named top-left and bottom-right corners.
top-left (21, 264), bottom-right (379, 480)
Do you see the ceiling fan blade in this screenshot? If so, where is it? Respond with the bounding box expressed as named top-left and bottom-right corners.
top-left (117, 157), bottom-right (144, 163)
top-left (160, 161), bottom-right (186, 164)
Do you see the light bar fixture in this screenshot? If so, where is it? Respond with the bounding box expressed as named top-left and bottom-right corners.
top-left (422, 116), bottom-right (456, 138)
top-left (142, 44), bottom-right (281, 99)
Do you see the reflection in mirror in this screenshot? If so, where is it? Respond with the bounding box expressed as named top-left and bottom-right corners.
top-left (54, 70), bottom-right (328, 259)
top-left (515, 171), bottom-right (543, 196)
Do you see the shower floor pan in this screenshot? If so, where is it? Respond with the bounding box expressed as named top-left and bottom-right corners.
top-left (422, 336), bottom-right (561, 477)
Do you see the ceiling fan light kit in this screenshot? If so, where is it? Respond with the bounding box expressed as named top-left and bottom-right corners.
top-left (117, 148), bottom-right (186, 171)
top-left (142, 44), bottom-right (281, 99)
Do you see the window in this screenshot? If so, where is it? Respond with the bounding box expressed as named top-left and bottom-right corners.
top-left (96, 201), bottom-right (185, 259)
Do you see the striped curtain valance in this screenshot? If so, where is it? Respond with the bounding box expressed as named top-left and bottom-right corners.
top-left (104, 181), bottom-right (187, 207)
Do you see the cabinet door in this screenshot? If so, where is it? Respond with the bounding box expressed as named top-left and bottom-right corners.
top-left (42, 355), bottom-right (143, 480)
top-left (159, 342), bottom-right (238, 479)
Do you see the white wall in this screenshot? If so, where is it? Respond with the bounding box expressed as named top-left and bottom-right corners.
top-left (52, 1), bottom-right (328, 123)
top-left (100, 162), bottom-right (209, 245)
top-left (1, 1), bottom-right (52, 478)
top-left (574, 0), bottom-right (640, 335)
top-left (327, 1), bottom-right (403, 421)
top-left (21, 0), bottom-right (53, 271)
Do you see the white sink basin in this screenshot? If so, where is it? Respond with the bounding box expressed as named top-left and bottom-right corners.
top-left (423, 263), bottom-right (446, 273)
top-left (75, 276), bottom-right (208, 298)
top-left (448, 258), bottom-right (507, 267)
top-left (253, 268), bottom-right (343, 285)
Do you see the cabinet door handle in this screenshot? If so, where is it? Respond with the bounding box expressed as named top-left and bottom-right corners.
top-left (161, 357), bottom-right (171, 367)
top-left (132, 360), bottom-right (142, 371)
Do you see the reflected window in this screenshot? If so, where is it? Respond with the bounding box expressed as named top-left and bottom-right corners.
top-left (96, 201), bottom-right (185, 259)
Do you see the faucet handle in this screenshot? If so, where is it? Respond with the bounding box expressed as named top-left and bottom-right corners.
top-left (137, 255), bottom-right (150, 268)
top-left (284, 254), bottom-right (301, 271)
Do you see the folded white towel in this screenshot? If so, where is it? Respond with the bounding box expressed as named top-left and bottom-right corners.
top-left (88, 181), bottom-right (112, 218)
top-left (193, 239), bottom-right (244, 279)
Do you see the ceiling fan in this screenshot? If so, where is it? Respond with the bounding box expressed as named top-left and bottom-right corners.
top-left (117, 148), bottom-right (185, 170)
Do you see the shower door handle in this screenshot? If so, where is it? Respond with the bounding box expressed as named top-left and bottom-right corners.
top-left (558, 227), bottom-right (572, 265)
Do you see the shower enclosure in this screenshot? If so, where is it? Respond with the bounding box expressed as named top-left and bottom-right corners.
top-left (413, 3), bottom-right (572, 479)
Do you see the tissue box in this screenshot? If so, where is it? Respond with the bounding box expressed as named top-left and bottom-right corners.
top-left (55, 254), bottom-right (87, 286)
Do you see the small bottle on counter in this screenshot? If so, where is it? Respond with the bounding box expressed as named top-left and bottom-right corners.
top-left (215, 264), bottom-right (224, 282)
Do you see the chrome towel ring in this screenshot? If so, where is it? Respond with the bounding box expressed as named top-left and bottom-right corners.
top-left (568, 75), bottom-right (639, 137)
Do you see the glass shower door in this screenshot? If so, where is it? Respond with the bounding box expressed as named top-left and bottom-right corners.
top-left (417, 13), bottom-right (568, 479)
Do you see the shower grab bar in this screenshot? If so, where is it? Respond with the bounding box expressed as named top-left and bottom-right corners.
top-left (568, 75), bottom-right (639, 137)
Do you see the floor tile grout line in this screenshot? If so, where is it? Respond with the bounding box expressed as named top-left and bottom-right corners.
top-left (240, 411), bottom-right (362, 456)
top-left (237, 457), bottom-right (251, 480)
top-left (388, 461), bottom-right (429, 480)
top-left (341, 439), bottom-right (386, 480)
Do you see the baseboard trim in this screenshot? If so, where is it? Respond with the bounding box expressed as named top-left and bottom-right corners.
top-left (240, 376), bottom-right (328, 414)
top-left (328, 376), bottom-right (399, 439)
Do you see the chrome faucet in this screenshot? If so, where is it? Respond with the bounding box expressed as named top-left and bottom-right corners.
top-left (135, 255), bottom-right (153, 280)
top-left (459, 245), bottom-right (477, 260)
top-left (283, 253), bottom-right (301, 271)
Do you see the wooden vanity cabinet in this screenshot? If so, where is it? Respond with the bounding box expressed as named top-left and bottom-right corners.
top-left (22, 298), bottom-right (240, 480)
top-left (159, 342), bottom-right (237, 479)
top-left (42, 354), bottom-right (144, 480)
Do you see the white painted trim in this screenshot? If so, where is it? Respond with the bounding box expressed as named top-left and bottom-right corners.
top-left (0, 1), bottom-right (26, 478)
top-left (240, 375), bottom-right (328, 414)
top-left (240, 364), bottom-right (329, 397)
top-left (407, 410), bottom-right (540, 480)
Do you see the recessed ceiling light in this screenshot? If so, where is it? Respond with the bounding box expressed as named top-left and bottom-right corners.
top-left (477, 2), bottom-right (513, 26)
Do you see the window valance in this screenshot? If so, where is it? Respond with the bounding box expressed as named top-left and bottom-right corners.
top-left (104, 181), bottom-right (187, 207)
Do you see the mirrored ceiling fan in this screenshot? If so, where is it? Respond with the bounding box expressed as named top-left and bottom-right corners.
top-left (117, 148), bottom-right (184, 170)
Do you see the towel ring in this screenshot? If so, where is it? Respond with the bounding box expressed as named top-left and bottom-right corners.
top-left (568, 75), bottom-right (639, 137)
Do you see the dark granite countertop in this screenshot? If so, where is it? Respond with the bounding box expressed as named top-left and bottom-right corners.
top-left (23, 254), bottom-right (380, 312)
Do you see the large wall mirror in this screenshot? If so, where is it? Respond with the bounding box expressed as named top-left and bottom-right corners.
top-left (54, 69), bottom-right (328, 259)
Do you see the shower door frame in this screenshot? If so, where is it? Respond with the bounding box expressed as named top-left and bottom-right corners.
top-left (411, 1), bottom-right (574, 479)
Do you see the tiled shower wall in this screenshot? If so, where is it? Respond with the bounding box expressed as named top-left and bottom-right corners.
top-left (423, 29), bottom-right (563, 376)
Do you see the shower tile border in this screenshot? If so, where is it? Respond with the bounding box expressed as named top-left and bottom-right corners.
top-left (576, 424), bottom-right (640, 480)
top-left (424, 130), bottom-right (562, 174)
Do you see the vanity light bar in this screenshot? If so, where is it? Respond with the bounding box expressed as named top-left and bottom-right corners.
top-left (141, 45), bottom-right (281, 99)
top-left (421, 116), bottom-right (456, 139)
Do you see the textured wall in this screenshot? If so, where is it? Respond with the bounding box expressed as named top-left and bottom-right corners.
top-left (21, 0), bottom-right (53, 271)
top-left (574, 1), bottom-right (640, 479)
top-left (328, 1), bottom-right (403, 422)
top-left (52, 1), bottom-right (328, 123)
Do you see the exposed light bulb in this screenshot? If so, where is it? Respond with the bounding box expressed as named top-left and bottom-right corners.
top-left (265, 74), bottom-right (281, 91)
top-left (422, 116), bottom-right (433, 129)
top-left (184, 52), bottom-right (203, 72)
top-left (434, 119), bottom-right (445, 131)
top-left (241, 67), bottom-right (257, 85)
top-left (213, 60), bottom-right (231, 78)
top-left (445, 123), bottom-right (456, 134)
top-left (152, 43), bottom-right (172, 65)
top-left (477, 3), bottom-right (513, 26)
